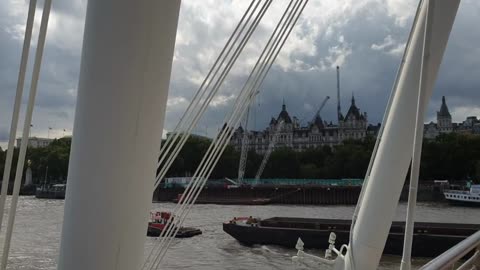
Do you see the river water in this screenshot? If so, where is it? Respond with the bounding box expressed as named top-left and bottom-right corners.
top-left (0, 196), bottom-right (479, 269)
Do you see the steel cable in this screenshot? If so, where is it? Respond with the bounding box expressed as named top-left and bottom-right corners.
top-left (0, 0), bottom-right (37, 232)
top-left (147, 1), bottom-right (307, 269)
top-left (1, 0), bottom-right (52, 269)
top-left (154, 0), bottom-right (264, 188)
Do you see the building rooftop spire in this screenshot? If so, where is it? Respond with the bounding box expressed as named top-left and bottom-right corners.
top-left (438, 96), bottom-right (451, 118)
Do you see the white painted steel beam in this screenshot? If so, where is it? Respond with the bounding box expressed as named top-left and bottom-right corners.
top-left (400, 1), bottom-right (436, 269)
top-left (344, 1), bottom-right (460, 269)
top-left (57, 1), bottom-right (180, 269)
top-left (0, 0), bottom-right (36, 232)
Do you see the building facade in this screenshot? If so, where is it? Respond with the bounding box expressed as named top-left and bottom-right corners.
top-left (424, 96), bottom-right (480, 139)
top-left (231, 96), bottom-right (369, 153)
top-left (16, 137), bottom-right (53, 148)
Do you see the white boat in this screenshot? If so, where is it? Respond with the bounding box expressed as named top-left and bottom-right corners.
top-left (444, 184), bottom-right (480, 205)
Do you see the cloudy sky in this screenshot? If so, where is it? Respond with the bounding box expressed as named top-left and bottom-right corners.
top-left (1, 0), bottom-right (479, 147)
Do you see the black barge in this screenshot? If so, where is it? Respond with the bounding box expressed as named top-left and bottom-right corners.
top-left (223, 217), bottom-right (480, 257)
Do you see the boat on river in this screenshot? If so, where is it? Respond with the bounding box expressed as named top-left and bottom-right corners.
top-left (147, 211), bottom-right (202, 238)
top-left (444, 184), bottom-right (480, 206)
top-left (223, 216), bottom-right (480, 257)
top-left (35, 183), bottom-right (66, 199)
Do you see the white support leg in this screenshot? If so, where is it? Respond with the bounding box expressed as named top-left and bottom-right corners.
top-left (400, 1), bottom-right (435, 269)
top-left (344, 1), bottom-right (460, 269)
top-left (57, 1), bottom-right (180, 270)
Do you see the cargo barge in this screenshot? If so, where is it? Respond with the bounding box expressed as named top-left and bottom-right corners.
top-left (223, 216), bottom-right (480, 257)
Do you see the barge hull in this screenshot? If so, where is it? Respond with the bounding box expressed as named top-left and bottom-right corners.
top-left (223, 217), bottom-right (480, 257)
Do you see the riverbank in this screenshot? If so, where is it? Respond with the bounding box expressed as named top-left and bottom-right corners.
top-left (154, 184), bottom-right (447, 205)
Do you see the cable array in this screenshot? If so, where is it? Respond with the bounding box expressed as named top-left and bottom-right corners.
top-left (347, 0), bottom-right (424, 268)
top-left (154, 0), bottom-right (268, 190)
top-left (0, 0), bottom-right (52, 269)
top-left (0, 0), bottom-right (37, 230)
top-left (143, 1), bottom-right (308, 269)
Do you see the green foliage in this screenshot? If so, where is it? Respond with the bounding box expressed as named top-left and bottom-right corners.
top-left (2, 133), bottom-right (479, 183)
top-left (421, 133), bottom-right (480, 180)
top-left (0, 138), bottom-right (71, 184)
top-left (27, 137), bottom-right (71, 183)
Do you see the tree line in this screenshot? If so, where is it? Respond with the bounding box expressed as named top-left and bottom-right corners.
top-left (0, 133), bottom-right (479, 184)
top-left (0, 137), bottom-right (71, 184)
top-left (165, 133), bottom-right (480, 182)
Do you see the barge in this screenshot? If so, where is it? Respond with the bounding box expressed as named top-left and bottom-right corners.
top-left (223, 216), bottom-right (480, 257)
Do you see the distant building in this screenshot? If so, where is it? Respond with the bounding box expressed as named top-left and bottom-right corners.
top-left (231, 95), bottom-right (369, 154)
top-left (367, 123), bottom-right (381, 137)
top-left (437, 96), bottom-right (453, 133)
top-left (16, 137), bottom-right (53, 148)
top-left (424, 96), bottom-right (480, 139)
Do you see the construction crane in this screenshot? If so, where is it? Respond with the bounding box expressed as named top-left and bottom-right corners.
top-left (255, 120), bottom-right (284, 181)
top-left (237, 91), bottom-right (260, 185)
top-left (236, 106), bottom-right (251, 185)
top-left (310, 96), bottom-right (330, 124)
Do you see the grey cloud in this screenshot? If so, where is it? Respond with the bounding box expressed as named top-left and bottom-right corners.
top-left (0, 127), bottom-right (9, 142)
top-left (1, 0), bottom-right (480, 146)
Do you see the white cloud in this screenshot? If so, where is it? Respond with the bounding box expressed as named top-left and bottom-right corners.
top-left (167, 96), bottom-right (188, 107)
top-left (1, 0), bottom-right (480, 147)
top-left (210, 94), bottom-right (236, 108)
top-left (451, 106), bottom-right (480, 123)
top-left (372, 35), bottom-right (395, 51)
top-left (384, 0), bottom-right (417, 27)
top-left (371, 35), bottom-right (406, 57)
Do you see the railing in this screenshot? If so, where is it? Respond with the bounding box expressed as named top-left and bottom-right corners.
top-left (444, 189), bottom-right (472, 195)
top-left (420, 230), bottom-right (480, 270)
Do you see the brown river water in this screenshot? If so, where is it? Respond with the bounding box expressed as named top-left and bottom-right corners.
top-left (0, 197), bottom-right (478, 269)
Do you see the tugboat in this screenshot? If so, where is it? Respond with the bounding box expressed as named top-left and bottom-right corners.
top-left (147, 211), bottom-right (202, 238)
top-left (223, 216), bottom-right (480, 257)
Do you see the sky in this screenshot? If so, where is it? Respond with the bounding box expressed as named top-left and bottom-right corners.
top-left (0, 0), bottom-right (479, 147)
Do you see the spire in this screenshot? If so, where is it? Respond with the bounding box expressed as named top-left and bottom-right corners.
top-left (277, 100), bottom-right (292, 124)
top-left (438, 95), bottom-right (451, 117)
top-left (345, 93), bottom-right (362, 120)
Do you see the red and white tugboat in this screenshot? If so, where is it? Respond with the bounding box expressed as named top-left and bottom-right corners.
top-left (147, 211), bottom-right (202, 238)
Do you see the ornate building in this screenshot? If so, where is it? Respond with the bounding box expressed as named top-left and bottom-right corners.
top-left (231, 96), bottom-right (368, 153)
top-left (424, 96), bottom-right (480, 139)
top-left (437, 96), bottom-right (453, 133)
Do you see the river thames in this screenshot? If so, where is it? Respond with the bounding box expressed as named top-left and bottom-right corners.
top-left (1, 197), bottom-right (479, 269)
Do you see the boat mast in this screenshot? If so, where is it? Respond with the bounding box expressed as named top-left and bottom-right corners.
top-left (344, 1), bottom-right (460, 269)
top-left (57, 1), bottom-right (180, 270)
